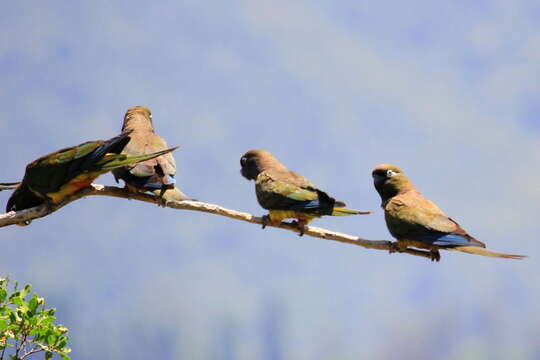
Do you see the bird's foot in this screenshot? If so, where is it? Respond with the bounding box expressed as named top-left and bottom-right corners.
top-left (16, 220), bottom-right (32, 227)
top-left (261, 215), bottom-right (271, 229)
top-left (157, 197), bottom-right (169, 208)
top-left (388, 242), bottom-right (403, 254)
top-left (430, 250), bottom-right (441, 262)
top-left (291, 220), bottom-right (308, 236)
top-left (158, 188), bottom-right (166, 198)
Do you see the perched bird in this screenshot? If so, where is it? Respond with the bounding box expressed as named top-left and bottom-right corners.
top-left (240, 149), bottom-right (369, 235)
top-left (112, 106), bottom-right (192, 202)
top-left (0, 182), bottom-right (19, 191)
top-left (6, 132), bottom-right (177, 224)
top-left (372, 163), bottom-right (525, 261)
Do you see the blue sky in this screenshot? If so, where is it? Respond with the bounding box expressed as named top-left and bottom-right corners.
top-left (1, 1), bottom-right (539, 359)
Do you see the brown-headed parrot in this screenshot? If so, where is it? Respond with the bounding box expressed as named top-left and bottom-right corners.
top-left (240, 149), bottom-right (369, 235)
top-left (6, 132), bottom-right (177, 223)
top-left (372, 163), bottom-right (526, 261)
top-left (112, 106), bottom-right (192, 202)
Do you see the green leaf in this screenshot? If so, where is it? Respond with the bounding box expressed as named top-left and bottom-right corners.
top-left (9, 312), bottom-right (20, 324)
top-left (47, 333), bottom-right (57, 345)
top-left (0, 279), bottom-right (71, 357)
top-left (10, 296), bottom-right (23, 306)
top-left (28, 295), bottom-right (38, 313)
top-left (56, 337), bottom-right (67, 348)
top-left (8, 291), bottom-right (20, 301)
top-left (20, 284), bottom-right (31, 298)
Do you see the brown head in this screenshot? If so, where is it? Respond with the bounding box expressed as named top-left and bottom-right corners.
top-left (240, 150), bottom-right (288, 181)
top-left (371, 163), bottom-right (415, 202)
top-left (121, 106), bottom-right (154, 132)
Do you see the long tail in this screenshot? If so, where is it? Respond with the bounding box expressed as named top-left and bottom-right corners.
top-left (0, 182), bottom-right (20, 191)
top-left (449, 246), bottom-right (526, 259)
top-left (331, 207), bottom-right (371, 216)
top-left (98, 147), bottom-right (179, 171)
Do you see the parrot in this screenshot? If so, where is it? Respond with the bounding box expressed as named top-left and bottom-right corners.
top-left (372, 163), bottom-right (526, 261)
top-left (112, 106), bottom-right (193, 202)
top-left (240, 149), bottom-right (369, 235)
top-left (6, 131), bottom-right (177, 224)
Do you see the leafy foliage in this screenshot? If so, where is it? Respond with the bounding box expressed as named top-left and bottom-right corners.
top-left (0, 278), bottom-right (71, 360)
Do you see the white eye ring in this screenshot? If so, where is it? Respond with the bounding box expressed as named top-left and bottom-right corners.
top-left (149, 114), bottom-right (153, 119)
top-left (386, 169), bottom-right (397, 177)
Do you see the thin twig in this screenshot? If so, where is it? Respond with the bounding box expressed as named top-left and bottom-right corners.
top-left (0, 184), bottom-right (432, 260)
top-left (20, 346), bottom-right (43, 359)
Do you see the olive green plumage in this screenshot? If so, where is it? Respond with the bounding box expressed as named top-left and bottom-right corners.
top-left (6, 132), bottom-right (177, 217)
top-left (372, 163), bottom-right (525, 260)
top-left (240, 150), bottom-right (368, 233)
top-left (112, 106), bottom-right (192, 201)
top-left (372, 164), bottom-right (461, 241)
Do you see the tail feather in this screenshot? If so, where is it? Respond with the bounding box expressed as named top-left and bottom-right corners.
top-left (82, 131), bottom-right (133, 167)
top-left (98, 147), bottom-right (178, 171)
top-left (450, 246), bottom-right (526, 259)
top-left (331, 207), bottom-right (371, 216)
top-left (0, 182), bottom-right (20, 191)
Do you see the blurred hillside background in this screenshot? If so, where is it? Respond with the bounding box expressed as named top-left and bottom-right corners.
top-left (1, 1), bottom-right (539, 359)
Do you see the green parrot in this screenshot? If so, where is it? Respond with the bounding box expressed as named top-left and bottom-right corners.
top-left (112, 106), bottom-right (192, 202)
top-left (6, 132), bottom-right (177, 223)
top-left (240, 149), bottom-right (369, 235)
top-left (372, 163), bottom-right (525, 261)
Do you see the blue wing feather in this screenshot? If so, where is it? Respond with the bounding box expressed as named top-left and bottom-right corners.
top-left (289, 199), bottom-right (322, 210)
top-left (419, 234), bottom-right (482, 247)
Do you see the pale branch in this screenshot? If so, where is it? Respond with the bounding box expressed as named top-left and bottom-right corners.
top-left (0, 184), bottom-right (432, 260)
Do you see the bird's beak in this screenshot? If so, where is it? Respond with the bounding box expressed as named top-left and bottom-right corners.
top-left (372, 173), bottom-right (386, 185)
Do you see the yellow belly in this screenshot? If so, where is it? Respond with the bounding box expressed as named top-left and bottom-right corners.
top-left (268, 210), bottom-right (318, 223)
top-left (46, 173), bottom-right (98, 204)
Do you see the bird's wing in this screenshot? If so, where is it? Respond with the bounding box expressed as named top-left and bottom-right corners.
top-left (386, 191), bottom-right (480, 247)
top-left (152, 135), bottom-right (176, 177)
top-left (121, 133), bottom-right (160, 178)
top-left (387, 190), bottom-right (456, 232)
top-left (256, 170), bottom-right (324, 210)
top-left (23, 133), bottom-right (131, 194)
top-left (29, 141), bottom-right (100, 167)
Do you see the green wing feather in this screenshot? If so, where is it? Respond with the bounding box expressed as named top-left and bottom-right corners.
top-left (32, 141), bottom-right (101, 166)
top-left (97, 147), bottom-right (177, 171)
top-left (255, 170), bottom-right (320, 210)
top-left (264, 179), bottom-right (318, 201)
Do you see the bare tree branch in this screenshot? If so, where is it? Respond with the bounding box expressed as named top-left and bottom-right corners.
top-left (0, 184), bottom-right (432, 260)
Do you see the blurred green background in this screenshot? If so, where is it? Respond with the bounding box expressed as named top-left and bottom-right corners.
top-left (1, 1), bottom-right (539, 359)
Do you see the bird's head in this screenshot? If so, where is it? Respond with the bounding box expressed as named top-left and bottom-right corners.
top-left (122, 106), bottom-right (154, 132)
top-left (240, 149), bottom-right (287, 181)
top-left (6, 183), bottom-right (44, 226)
top-left (371, 163), bottom-right (414, 200)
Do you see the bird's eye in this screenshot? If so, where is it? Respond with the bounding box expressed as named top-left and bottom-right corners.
top-left (240, 156), bottom-right (247, 167)
top-left (149, 114), bottom-right (153, 119)
top-left (386, 169), bottom-right (397, 177)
